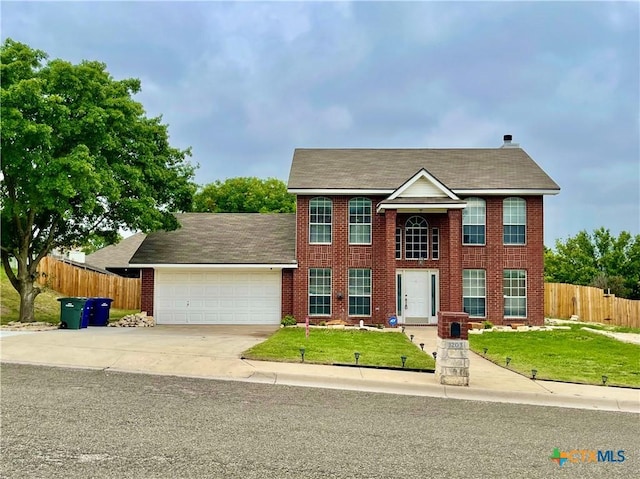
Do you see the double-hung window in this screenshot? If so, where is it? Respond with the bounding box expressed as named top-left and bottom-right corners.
top-left (462, 198), bottom-right (486, 245)
top-left (349, 198), bottom-right (372, 244)
top-left (349, 269), bottom-right (371, 316)
top-left (309, 197), bottom-right (332, 244)
top-left (309, 268), bottom-right (331, 316)
top-left (503, 197), bottom-right (526, 245)
top-left (463, 269), bottom-right (486, 317)
top-left (504, 270), bottom-right (526, 317)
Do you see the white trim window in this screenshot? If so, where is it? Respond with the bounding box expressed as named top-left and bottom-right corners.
top-left (349, 269), bottom-right (371, 316)
top-left (462, 197), bottom-right (486, 245)
top-left (432, 227), bottom-right (439, 260)
top-left (503, 197), bottom-right (526, 245)
top-left (504, 270), bottom-right (527, 317)
top-left (395, 227), bottom-right (402, 259)
top-left (405, 216), bottom-right (428, 259)
top-left (309, 268), bottom-right (331, 316)
top-left (463, 269), bottom-right (486, 318)
top-left (349, 197), bottom-right (372, 244)
top-left (309, 197), bottom-right (332, 244)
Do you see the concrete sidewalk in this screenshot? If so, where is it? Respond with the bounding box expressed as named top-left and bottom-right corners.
top-left (0, 325), bottom-right (638, 413)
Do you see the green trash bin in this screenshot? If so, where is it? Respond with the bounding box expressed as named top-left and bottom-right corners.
top-left (58, 298), bottom-right (87, 330)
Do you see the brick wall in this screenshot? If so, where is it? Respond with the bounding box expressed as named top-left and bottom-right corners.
top-left (292, 194), bottom-right (546, 326)
top-left (460, 196), bottom-right (545, 326)
top-left (140, 268), bottom-right (154, 315)
top-left (281, 269), bottom-right (294, 318)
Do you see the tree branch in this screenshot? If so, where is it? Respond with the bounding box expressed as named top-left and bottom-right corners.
top-left (1, 251), bottom-right (19, 291)
top-left (31, 215), bottom-right (62, 273)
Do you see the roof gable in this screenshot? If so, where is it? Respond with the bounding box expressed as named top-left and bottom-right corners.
top-left (85, 232), bottom-right (147, 270)
top-left (388, 168), bottom-right (459, 201)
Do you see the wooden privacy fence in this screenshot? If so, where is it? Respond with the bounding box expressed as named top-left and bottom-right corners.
top-left (545, 283), bottom-right (639, 328)
top-left (37, 256), bottom-right (140, 310)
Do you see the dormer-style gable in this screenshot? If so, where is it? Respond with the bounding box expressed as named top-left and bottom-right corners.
top-left (388, 169), bottom-right (459, 200)
top-left (376, 169), bottom-right (466, 214)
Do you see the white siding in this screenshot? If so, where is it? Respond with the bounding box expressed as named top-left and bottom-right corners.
top-left (400, 177), bottom-right (447, 197)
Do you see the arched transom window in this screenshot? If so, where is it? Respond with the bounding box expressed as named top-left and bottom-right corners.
top-left (405, 216), bottom-right (428, 259)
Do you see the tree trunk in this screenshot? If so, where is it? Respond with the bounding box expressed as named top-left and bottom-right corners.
top-left (19, 279), bottom-right (39, 323)
top-left (2, 250), bottom-right (43, 323)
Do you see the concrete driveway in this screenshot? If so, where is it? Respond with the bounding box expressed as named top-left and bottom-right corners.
top-left (0, 325), bottom-right (279, 378)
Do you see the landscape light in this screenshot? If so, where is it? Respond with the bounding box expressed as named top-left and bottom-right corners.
top-left (401, 356), bottom-right (407, 368)
top-left (354, 352), bottom-right (360, 365)
top-left (432, 352), bottom-right (437, 360)
top-left (531, 369), bottom-right (537, 380)
top-left (410, 334), bottom-right (414, 342)
top-left (419, 343), bottom-right (425, 351)
top-left (299, 348), bottom-right (305, 363)
top-left (483, 347), bottom-right (488, 356)
top-left (506, 357), bottom-right (511, 367)
top-left (602, 375), bottom-right (608, 386)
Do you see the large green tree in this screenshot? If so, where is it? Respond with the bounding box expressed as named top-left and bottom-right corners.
top-left (1, 39), bottom-right (196, 321)
top-left (193, 177), bottom-right (295, 213)
top-left (545, 228), bottom-right (640, 299)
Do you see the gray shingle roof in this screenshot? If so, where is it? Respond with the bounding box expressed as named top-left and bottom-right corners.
top-left (85, 232), bottom-right (147, 270)
top-left (130, 213), bottom-right (297, 265)
top-left (288, 148), bottom-right (560, 191)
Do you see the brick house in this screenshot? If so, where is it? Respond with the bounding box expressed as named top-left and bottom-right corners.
top-left (286, 135), bottom-right (559, 326)
top-left (131, 135), bottom-right (559, 326)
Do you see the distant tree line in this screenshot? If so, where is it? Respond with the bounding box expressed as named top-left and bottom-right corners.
top-left (192, 177), bottom-right (295, 213)
top-left (544, 228), bottom-right (640, 300)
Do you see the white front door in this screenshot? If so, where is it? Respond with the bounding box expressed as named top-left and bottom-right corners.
top-left (397, 270), bottom-right (439, 324)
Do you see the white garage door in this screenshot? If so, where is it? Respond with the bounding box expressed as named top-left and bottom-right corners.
top-left (154, 269), bottom-right (281, 325)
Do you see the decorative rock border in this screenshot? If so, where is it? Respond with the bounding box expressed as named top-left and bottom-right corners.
top-left (0, 321), bottom-right (58, 331)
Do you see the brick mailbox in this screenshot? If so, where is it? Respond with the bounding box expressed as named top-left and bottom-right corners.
top-left (436, 311), bottom-right (470, 386)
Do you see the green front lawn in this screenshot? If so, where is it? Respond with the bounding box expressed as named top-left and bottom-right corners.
top-left (243, 327), bottom-right (435, 370)
top-left (1, 267), bottom-right (138, 325)
top-left (469, 325), bottom-right (640, 387)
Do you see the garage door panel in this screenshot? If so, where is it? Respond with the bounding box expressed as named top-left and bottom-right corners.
top-left (155, 269), bottom-right (281, 325)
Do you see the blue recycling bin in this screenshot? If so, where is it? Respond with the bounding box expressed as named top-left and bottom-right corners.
top-left (89, 298), bottom-right (113, 326)
top-left (80, 299), bottom-right (96, 328)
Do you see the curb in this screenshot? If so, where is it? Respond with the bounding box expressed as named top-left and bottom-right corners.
top-left (2, 359), bottom-right (638, 414)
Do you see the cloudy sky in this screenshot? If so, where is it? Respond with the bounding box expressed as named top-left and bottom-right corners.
top-left (3, 1), bottom-right (638, 245)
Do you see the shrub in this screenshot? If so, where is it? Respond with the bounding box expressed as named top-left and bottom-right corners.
top-left (281, 315), bottom-right (297, 327)
top-left (318, 320), bottom-right (327, 326)
top-left (483, 320), bottom-right (493, 329)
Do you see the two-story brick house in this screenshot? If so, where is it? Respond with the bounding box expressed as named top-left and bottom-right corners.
top-left (132, 135), bottom-right (559, 326)
top-left (286, 135), bottom-right (560, 326)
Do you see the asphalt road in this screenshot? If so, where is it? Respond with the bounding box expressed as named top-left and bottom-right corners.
top-left (1, 364), bottom-right (637, 479)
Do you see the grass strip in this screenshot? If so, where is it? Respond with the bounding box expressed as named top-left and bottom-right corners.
top-left (469, 325), bottom-right (640, 387)
top-left (243, 327), bottom-right (435, 370)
